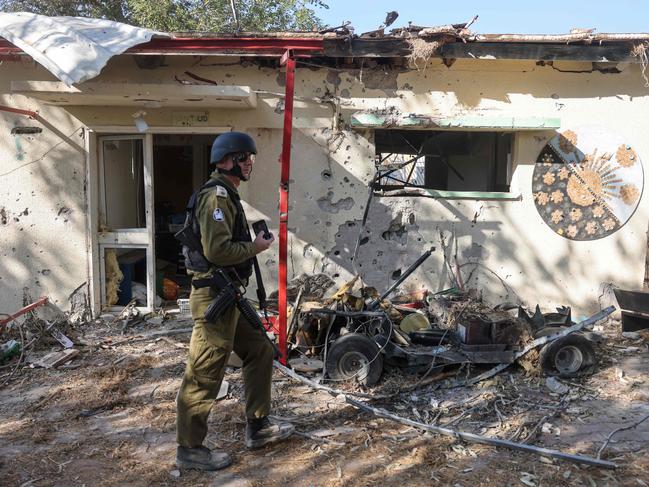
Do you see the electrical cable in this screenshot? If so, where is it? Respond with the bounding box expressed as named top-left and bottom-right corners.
top-left (409, 328), bottom-right (450, 389)
top-left (0, 127), bottom-right (84, 178)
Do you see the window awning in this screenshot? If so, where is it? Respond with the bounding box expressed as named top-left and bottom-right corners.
top-left (351, 111), bottom-right (561, 130)
top-left (11, 81), bottom-right (257, 108)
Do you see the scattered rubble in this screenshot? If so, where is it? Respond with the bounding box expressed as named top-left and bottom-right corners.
top-left (2, 272), bottom-right (649, 484)
top-left (33, 348), bottom-right (80, 369)
top-left (1, 304), bottom-right (648, 485)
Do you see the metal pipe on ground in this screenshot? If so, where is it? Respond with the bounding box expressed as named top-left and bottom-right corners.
top-left (273, 361), bottom-right (618, 470)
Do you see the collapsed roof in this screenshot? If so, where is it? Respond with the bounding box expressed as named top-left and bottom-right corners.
top-left (1, 12), bottom-right (648, 85)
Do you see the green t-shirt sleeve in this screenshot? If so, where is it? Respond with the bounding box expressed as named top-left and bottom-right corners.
top-left (197, 189), bottom-right (259, 267)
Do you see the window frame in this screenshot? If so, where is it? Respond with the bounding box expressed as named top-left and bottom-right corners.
top-left (372, 129), bottom-right (522, 201)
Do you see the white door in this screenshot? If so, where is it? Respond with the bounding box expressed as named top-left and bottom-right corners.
top-left (96, 135), bottom-right (156, 311)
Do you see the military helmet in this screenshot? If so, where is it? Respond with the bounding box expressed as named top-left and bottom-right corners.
top-left (210, 131), bottom-right (257, 164)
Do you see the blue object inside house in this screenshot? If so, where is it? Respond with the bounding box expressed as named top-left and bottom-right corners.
top-left (116, 250), bottom-right (147, 305)
top-left (117, 263), bottom-right (133, 305)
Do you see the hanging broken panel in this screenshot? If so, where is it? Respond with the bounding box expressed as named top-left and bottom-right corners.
top-left (532, 126), bottom-right (643, 240)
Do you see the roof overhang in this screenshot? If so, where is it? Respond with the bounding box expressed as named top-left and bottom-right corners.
top-left (0, 36), bottom-right (325, 58)
top-left (0, 36), bottom-right (644, 63)
top-left (11, 81), bottom-right (257, 108)
top-left (126, 37), bottom-right (324, 56)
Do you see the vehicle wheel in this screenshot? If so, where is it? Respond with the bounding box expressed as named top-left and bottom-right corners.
top-left (325, 333), bottom-right (383, 386)
top-left (539, 334), bottom-right (596, 377)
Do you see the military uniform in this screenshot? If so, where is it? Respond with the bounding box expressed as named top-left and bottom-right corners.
top-left (176, 172), bottom-right (274, 448)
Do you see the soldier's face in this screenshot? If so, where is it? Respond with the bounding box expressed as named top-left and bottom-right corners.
top-left (229, 152), bottom-right (254, 179)
top-left (238, 153), bottom-right (254, 179)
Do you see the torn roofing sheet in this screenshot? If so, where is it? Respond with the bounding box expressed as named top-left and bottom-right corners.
top-left (0, 12), bottom-right (169, 86)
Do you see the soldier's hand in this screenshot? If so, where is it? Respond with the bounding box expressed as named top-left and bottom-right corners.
top-left (254, 230), bottom-right (275, 252)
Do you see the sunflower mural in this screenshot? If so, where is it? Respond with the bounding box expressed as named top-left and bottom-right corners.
top-left (532, 127), bottom-right (644, 241)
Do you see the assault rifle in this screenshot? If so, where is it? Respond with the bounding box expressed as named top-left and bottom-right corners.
top-left (192, 269), bottom-right (279, 358)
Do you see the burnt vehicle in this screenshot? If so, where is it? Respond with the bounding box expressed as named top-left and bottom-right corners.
top-left (288, 248), bottom-right (611, 386)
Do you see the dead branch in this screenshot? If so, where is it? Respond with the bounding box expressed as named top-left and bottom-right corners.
top-left (102, 327), bottom-right (194, 347)
top-left (597, 412), bottom-right (649, 459)
top-left (345, 397), bottom-right (617, 469)
top-left (294, 430), bottom-right (345, 446)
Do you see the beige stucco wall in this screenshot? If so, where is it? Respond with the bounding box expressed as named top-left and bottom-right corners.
top-left (1, 52), bottom-right (647, 315)
top-left (0, 57), bottom-right (89, 314)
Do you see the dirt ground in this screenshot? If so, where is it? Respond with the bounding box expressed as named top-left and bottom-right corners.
top-left (1, 315), bottom-right (649, 487)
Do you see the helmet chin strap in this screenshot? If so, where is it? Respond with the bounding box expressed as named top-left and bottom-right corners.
top-left (217, 165), bottom-right (249, 181)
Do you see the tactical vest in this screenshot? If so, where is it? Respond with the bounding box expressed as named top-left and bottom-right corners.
top-left (181, 179), bottom-right (254, 279)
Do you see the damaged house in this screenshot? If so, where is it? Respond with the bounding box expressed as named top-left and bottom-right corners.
top-left (1, 12), bottom-right (648, 323)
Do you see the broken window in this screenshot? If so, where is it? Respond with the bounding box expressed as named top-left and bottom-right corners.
top-left (374, 130), bottom-right (513, 194)
top-left (101, 247), bottom-right (149, 307)
top-left (100, 138), bottom-right (145, 229)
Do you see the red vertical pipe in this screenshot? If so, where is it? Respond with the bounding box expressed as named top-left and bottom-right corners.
top-left (278, 52), bottom-right (295, 365)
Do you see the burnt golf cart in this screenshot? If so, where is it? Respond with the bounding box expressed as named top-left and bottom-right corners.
top-left (290, 248), bottom-right (606, 386)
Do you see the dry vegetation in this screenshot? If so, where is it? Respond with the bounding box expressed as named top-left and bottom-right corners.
top-left (1, 317), bottom-right (649, 486)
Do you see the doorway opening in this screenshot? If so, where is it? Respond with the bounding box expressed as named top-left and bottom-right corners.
top-left (152, 134), bottom-right (214, 306)
top-left (95, 132), bottom-right (217, 313)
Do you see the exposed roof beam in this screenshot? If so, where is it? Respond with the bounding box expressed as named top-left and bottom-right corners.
top-left (324, 38), bottom-right (642, 62)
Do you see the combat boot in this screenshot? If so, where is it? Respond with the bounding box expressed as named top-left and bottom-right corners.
top-left (245, 417), bottom-right (295, 449)
top-left (176, 445), bottom-right (232, 471)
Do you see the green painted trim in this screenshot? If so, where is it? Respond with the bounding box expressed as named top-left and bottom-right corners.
top-left (351, 112), bottom-right (561, 130)
top-left (427, 190), bottom-right (522, 200)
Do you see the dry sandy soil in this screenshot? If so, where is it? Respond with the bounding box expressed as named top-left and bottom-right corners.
top-left (1, 316), bottom-right (648, 487)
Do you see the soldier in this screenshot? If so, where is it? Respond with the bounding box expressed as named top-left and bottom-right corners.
top-left (176, 132), bottom-right (294, 471)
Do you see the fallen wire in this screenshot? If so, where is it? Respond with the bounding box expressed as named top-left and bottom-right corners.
top-left (520, 397), bottom-right (569, 444)
top-left (274, 361), bottom-right (618, 469)
top-left (0, 127), bottom-right (84, 178)
top-left (597, 412), bottom-right (649, 459)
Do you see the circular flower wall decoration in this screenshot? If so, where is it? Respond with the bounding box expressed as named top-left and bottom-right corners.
top-left (532, 126), bottom-right (644, 240)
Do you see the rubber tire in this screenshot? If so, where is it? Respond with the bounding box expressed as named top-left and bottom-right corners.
top-left (325, 333), bottom-right (383, 386)
top-left (539, 333), bottom-right (596, 378)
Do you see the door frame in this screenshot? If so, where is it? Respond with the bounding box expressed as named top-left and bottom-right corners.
top-left (86, 126), bottom-right (230, 316)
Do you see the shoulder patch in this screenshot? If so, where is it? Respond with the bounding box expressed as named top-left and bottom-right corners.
top-left (215, 186), bottom-right (228, 198)
top-left (212, 208), bottom-right (225, 222)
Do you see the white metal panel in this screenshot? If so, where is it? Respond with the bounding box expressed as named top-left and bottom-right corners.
top-left (0, 12), bottom-right (168, 85)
